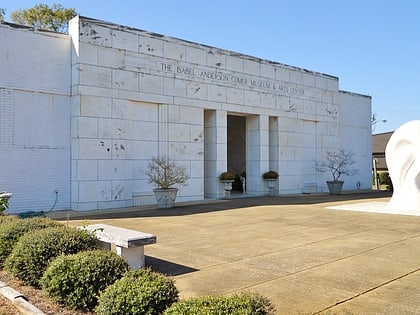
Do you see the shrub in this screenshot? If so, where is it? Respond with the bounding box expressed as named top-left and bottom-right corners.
top-left (379, 172), bottom-right (390, 185)
top-left (96, 268), bottom-right (179, 315)
top-left (219, 172), bottom-right (236, 181)
top-left (4, 226), bottom-right (98, 286)
top-left (164, 292), bottom-right (275, 315)
top-left (0, 217), bottom-right (60, 267)
top-left (262, 171), bottom-right (279, 180)
top-left (0, 215), bottom-right (19, 225)
top-left (0, 199), bottom-right (8, 216)
top-left (41, 250), bottom-right (128, 311)
top-left (0, 192), bottom-right (13, 215)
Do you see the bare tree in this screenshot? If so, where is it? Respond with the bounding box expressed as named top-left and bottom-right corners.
top-left (146, 157), bottom-right (188, 189)
top-left (315, 149), bottom-right (358, 181)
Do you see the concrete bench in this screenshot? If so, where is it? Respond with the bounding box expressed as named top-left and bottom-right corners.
top-left (81, 224), bottom-right (156, 270)
top-left (303, 183), bottom-right (317, 194)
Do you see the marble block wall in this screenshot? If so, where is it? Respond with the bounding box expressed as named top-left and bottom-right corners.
top-left (0, 15), bottom-right (372, 213)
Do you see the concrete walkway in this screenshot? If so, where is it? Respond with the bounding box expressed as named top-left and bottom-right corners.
top-left (52, 191), bottom-right (420, 314)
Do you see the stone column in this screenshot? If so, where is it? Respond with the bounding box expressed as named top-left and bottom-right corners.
top-left (269, 116), bottom-right (279, 172)
top-left (246, 115), bottom-right (269, 195)
top-left (269, 116), bottom-right (280, 193)
top-left (204, 110), bottom-right (227, 198)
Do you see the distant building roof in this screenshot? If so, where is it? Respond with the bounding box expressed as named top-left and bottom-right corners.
top-left (372, 131), bottom-right (393, 170)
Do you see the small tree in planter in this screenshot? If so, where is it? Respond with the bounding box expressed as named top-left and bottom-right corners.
top-left (262, 171), bottom-right (279, 196)
top-left (146, 157), bottom-right (188, 208)
top-left (315, 149), bottom-right (358, 194)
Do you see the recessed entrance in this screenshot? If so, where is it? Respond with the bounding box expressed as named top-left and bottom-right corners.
top-left (227, 115), bottom-right (246, 192)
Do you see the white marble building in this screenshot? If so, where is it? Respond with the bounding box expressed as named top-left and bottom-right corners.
top-left (0, 16), bottom-right (372, 213)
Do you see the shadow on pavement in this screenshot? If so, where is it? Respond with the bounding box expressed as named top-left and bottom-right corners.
top-left (50, 191), bottom-right (392, 221)
top-left (146, 256), bottom-right (198, 276)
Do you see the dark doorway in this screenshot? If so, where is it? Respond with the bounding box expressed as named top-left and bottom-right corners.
top-left (227, 115), bottom-right (246, 191)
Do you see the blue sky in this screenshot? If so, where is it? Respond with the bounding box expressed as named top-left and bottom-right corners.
top-left (2, 0), bottom-right (419, 134)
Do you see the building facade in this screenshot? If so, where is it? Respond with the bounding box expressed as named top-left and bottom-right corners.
top-left (0, 16), bottom-right (372, 213)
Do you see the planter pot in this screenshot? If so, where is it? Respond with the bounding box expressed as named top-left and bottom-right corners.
top-left (264, 179), bottom-right (277, 196)
top-left (326, 181), bottom-right (344, 195)
top-left (220, 180), bottom-right (234, 199)
top-left (153, 188), bottom-right (178, 209)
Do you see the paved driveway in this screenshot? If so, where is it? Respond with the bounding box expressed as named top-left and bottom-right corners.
top-left (58, 192), bottom-right (420, 314)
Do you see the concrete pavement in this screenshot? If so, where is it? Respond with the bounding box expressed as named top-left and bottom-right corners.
top-left (51, 191), bottom-right (420, 314)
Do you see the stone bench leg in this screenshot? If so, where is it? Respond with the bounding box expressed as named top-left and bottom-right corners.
top-left (96, 240), bottom-right (111, 251)
top-left (116, 245), bottom-right (145, 270)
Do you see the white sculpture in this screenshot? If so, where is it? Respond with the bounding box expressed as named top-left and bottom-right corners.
top-left (240, 175), bottom-right (246, 194)
top-left (385, 120), bottom-right (420, 213)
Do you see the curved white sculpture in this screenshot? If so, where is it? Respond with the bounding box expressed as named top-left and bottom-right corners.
top-left (385, 120), bottom-right (420, 213)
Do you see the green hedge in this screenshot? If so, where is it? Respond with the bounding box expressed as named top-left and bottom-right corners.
top-left (96, 268), bottom-right (179, 315)
top-left (0, 215), bottom-right (19, 227)
top-left (4, 226), bottom-right (98, 286)
top-left (41, 250), bottom-right (129, 311)
top-left (163, 293), bottom-right (275, 315)
top-left (0, 217), bottom-right (60, 267)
